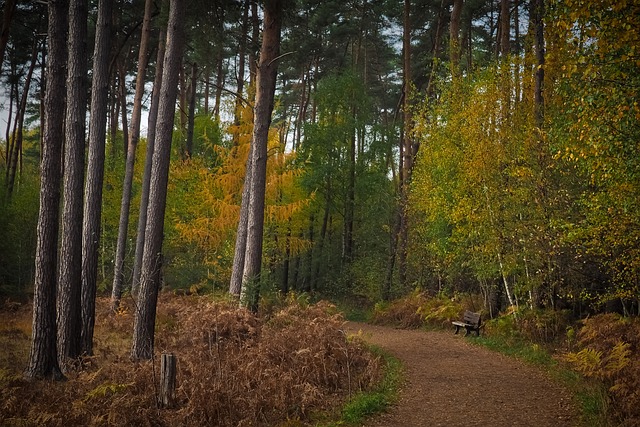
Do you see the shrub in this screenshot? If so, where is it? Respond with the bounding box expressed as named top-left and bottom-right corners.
top-left (0, 295), bottom-right (382, 426)
top-left (371, 291), bottom-right (428, 328)
top-left (514, 308), bottom-right (573, 344)
top-left (564, 313), bottom-right (640, 426)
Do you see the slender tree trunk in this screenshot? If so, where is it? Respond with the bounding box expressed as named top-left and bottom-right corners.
top-left (239, 0), bottom-right (283, 312)
top-left (7, 41), bottom-right (37, 196)
top-left (213, 39), bottom-right (224, 120)
top-left (4, 66), bottom-right (14, 168)
top-left (203, 66), bottom-right (209, 115)
top-left (397, 0), bottom-right (412, 288)
top-left (132, 29), bottom-right (166, 295)
top-left (118, 60), bottom-right (129, 157)
top-left (450, 0), bottom-right (463, 78)
top-left (0, 0), bottom-right (16, 75)
top-left (500, 0), bottom-right (510, 57)
top-left (132, 0), bottom-right (185, 361)
top-left (24, 0), bottom-right (67, 381)
top-left (185, 61), bottom-right (197, 158)
top-left (232, 0), bottom-right (249, 146)
top-left (111, 0), bottom-right (154, 310)
top-left (312, 184), bottom-right (330, 290)
top-left (57, 0), bottom-right (88, 367)
top-left (532, 0), bottom-right (545, 126)
top-left (249, 0), bottom-right (259, 88)
top-left (229, 142), bottom-right (253, 296)
top-left (81, 0), bottom-right (113, 356)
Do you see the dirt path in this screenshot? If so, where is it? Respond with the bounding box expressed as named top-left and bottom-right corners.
top-left (346, 322), bottom-right (579, 427)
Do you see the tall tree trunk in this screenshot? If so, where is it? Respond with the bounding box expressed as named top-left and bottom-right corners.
top-left (118, 60), bottom-right (129, 157)
top-left (57, 0), bottom-right (88, 368)
top-left (111, 0), bottom-right (154, 310)
top-left (232, 0), bottom-right (249, 146)
top-left (213, 55), bottom-right (224, 120)
top-left (203, 66), bottom-right (209, 115)
top-left (132, 0), bottom-right (185, 361)
top-left (229, 142), bottom-right (253, 296)
top-left (500, 0), bottom-right (510, 57)
top-left (6, 41), bottom-right (37, 196)
top-left (4, 65), bottom-right (14, 167)
top-left (397, 0), bottom-right (412, 288)
top-left (532, 0), bottom-right (544, 126)
top-left (344, 110), bottom-right (356, 264)
top-left (81, 0), bottom-right (113, 356)
top-left (185, 61), bottom-right (197, 158)
top-left (450, 0), bottom-right (463, 78)
top-left (239, 0), bottom-right (283, 311)
top-left (133, 29), bottom-right (166, 295)
top-left (249, 0), bottom-right (259, 88)
top-left (0, 0), bottom-right (16, 74)
top-left (426, 0), bottom-right (446, 97)
top-left (24, 0), bottom-right (67, 381)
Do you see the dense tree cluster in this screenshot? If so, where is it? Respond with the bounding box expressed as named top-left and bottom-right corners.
top-left (0, 0), bottom-right (638, 376)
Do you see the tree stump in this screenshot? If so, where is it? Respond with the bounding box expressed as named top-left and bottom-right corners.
top-left (160, 352), bottom-right (177, 408)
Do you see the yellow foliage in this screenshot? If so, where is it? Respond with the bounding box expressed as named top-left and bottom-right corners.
top-left (170, 101), bottom-right (313, 278)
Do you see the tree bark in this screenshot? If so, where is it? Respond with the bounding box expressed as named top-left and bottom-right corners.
top-left (532, 0), bottom-right (545, 126)
top-left (249, 0), bottom-right (259, 88)
top-left (160, 353), bottom-right (177, 408)
top-left (229, 142), bottom-right (253, 296)
top-left (111, 0), bottom-right (154, 310)
top-left (132, 28), bottom-right (166, 295)
top-left (24, 0), bottom-right (67, 381)
top-left (6, 41), bottom-right (37, 196)
top-left (239, 0), bottom-right (283, 312)
top-left (57, 0), bottom-right (88, 367)
top-left (0, 0), bottom-right (16, 75)
top-left (132, 0), bottom-right (185, 361)
top-left (81, 0), bottom-right (113, 356)
top-left (185, 61), bottom-right (197, 158)
top-left (450, 0), bottom-right (463, 77)
top-left (500, 0), bottom-right (510, 57)
top-left (397, 0), bottom-right (412, 288)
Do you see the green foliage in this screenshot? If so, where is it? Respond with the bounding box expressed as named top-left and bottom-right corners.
top-left (332, 346), bottom-right (402, 427)
top-left (0, 168), bottom-right (39, 296)
top-left (546, 0), bottom-right (640, 310)
top-left (83, 382), bottom-right (132, 401)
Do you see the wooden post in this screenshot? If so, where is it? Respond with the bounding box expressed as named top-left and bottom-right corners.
top-left (160, 352), bottom-right (177, 408)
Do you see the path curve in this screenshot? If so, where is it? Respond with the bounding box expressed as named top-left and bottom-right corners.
top-left (346, 322), bottom-right (579, 427)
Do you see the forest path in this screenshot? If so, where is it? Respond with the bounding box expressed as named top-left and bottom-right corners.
top-left (345, 322), bottom-right (580, 427)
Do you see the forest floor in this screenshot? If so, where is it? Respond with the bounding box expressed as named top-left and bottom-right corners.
top-left (346, 322), bottom-right (581, 427)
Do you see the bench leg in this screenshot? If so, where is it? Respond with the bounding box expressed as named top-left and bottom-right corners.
top-left (454, 325), bottom-right (461, 335)
top-left (464, 327), bottom-right (470, 337)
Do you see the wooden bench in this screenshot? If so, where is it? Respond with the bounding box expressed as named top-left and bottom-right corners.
top-left (452, 310), bottom-right (482, 336)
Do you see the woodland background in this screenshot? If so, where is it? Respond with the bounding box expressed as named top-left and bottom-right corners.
top-left (0, 0), bottom-right (639, 423)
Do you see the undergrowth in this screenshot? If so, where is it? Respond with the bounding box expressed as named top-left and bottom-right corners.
top-left (0, 294), bottom-right (383, 426)
top-left (334, 345), bottom-right (402, 426)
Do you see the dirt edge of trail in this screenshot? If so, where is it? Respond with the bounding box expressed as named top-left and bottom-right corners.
top-left (346, 322), bottom-right (580, 427)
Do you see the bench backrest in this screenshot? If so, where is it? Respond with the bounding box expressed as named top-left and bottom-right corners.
top-left (463, 310), bottom-right (481, 326)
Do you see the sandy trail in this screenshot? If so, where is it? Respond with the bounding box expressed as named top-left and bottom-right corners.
top-left (346, 322), bottom-right (579, 427)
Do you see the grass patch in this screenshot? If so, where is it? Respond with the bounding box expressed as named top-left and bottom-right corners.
top-left (321, 345), bottom-right (403, 426)
top-left (471, 334), bottom-right (610, 427)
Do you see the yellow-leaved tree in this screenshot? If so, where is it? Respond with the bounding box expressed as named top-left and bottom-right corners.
top-left (170, 102), bottom-right (311, 291)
